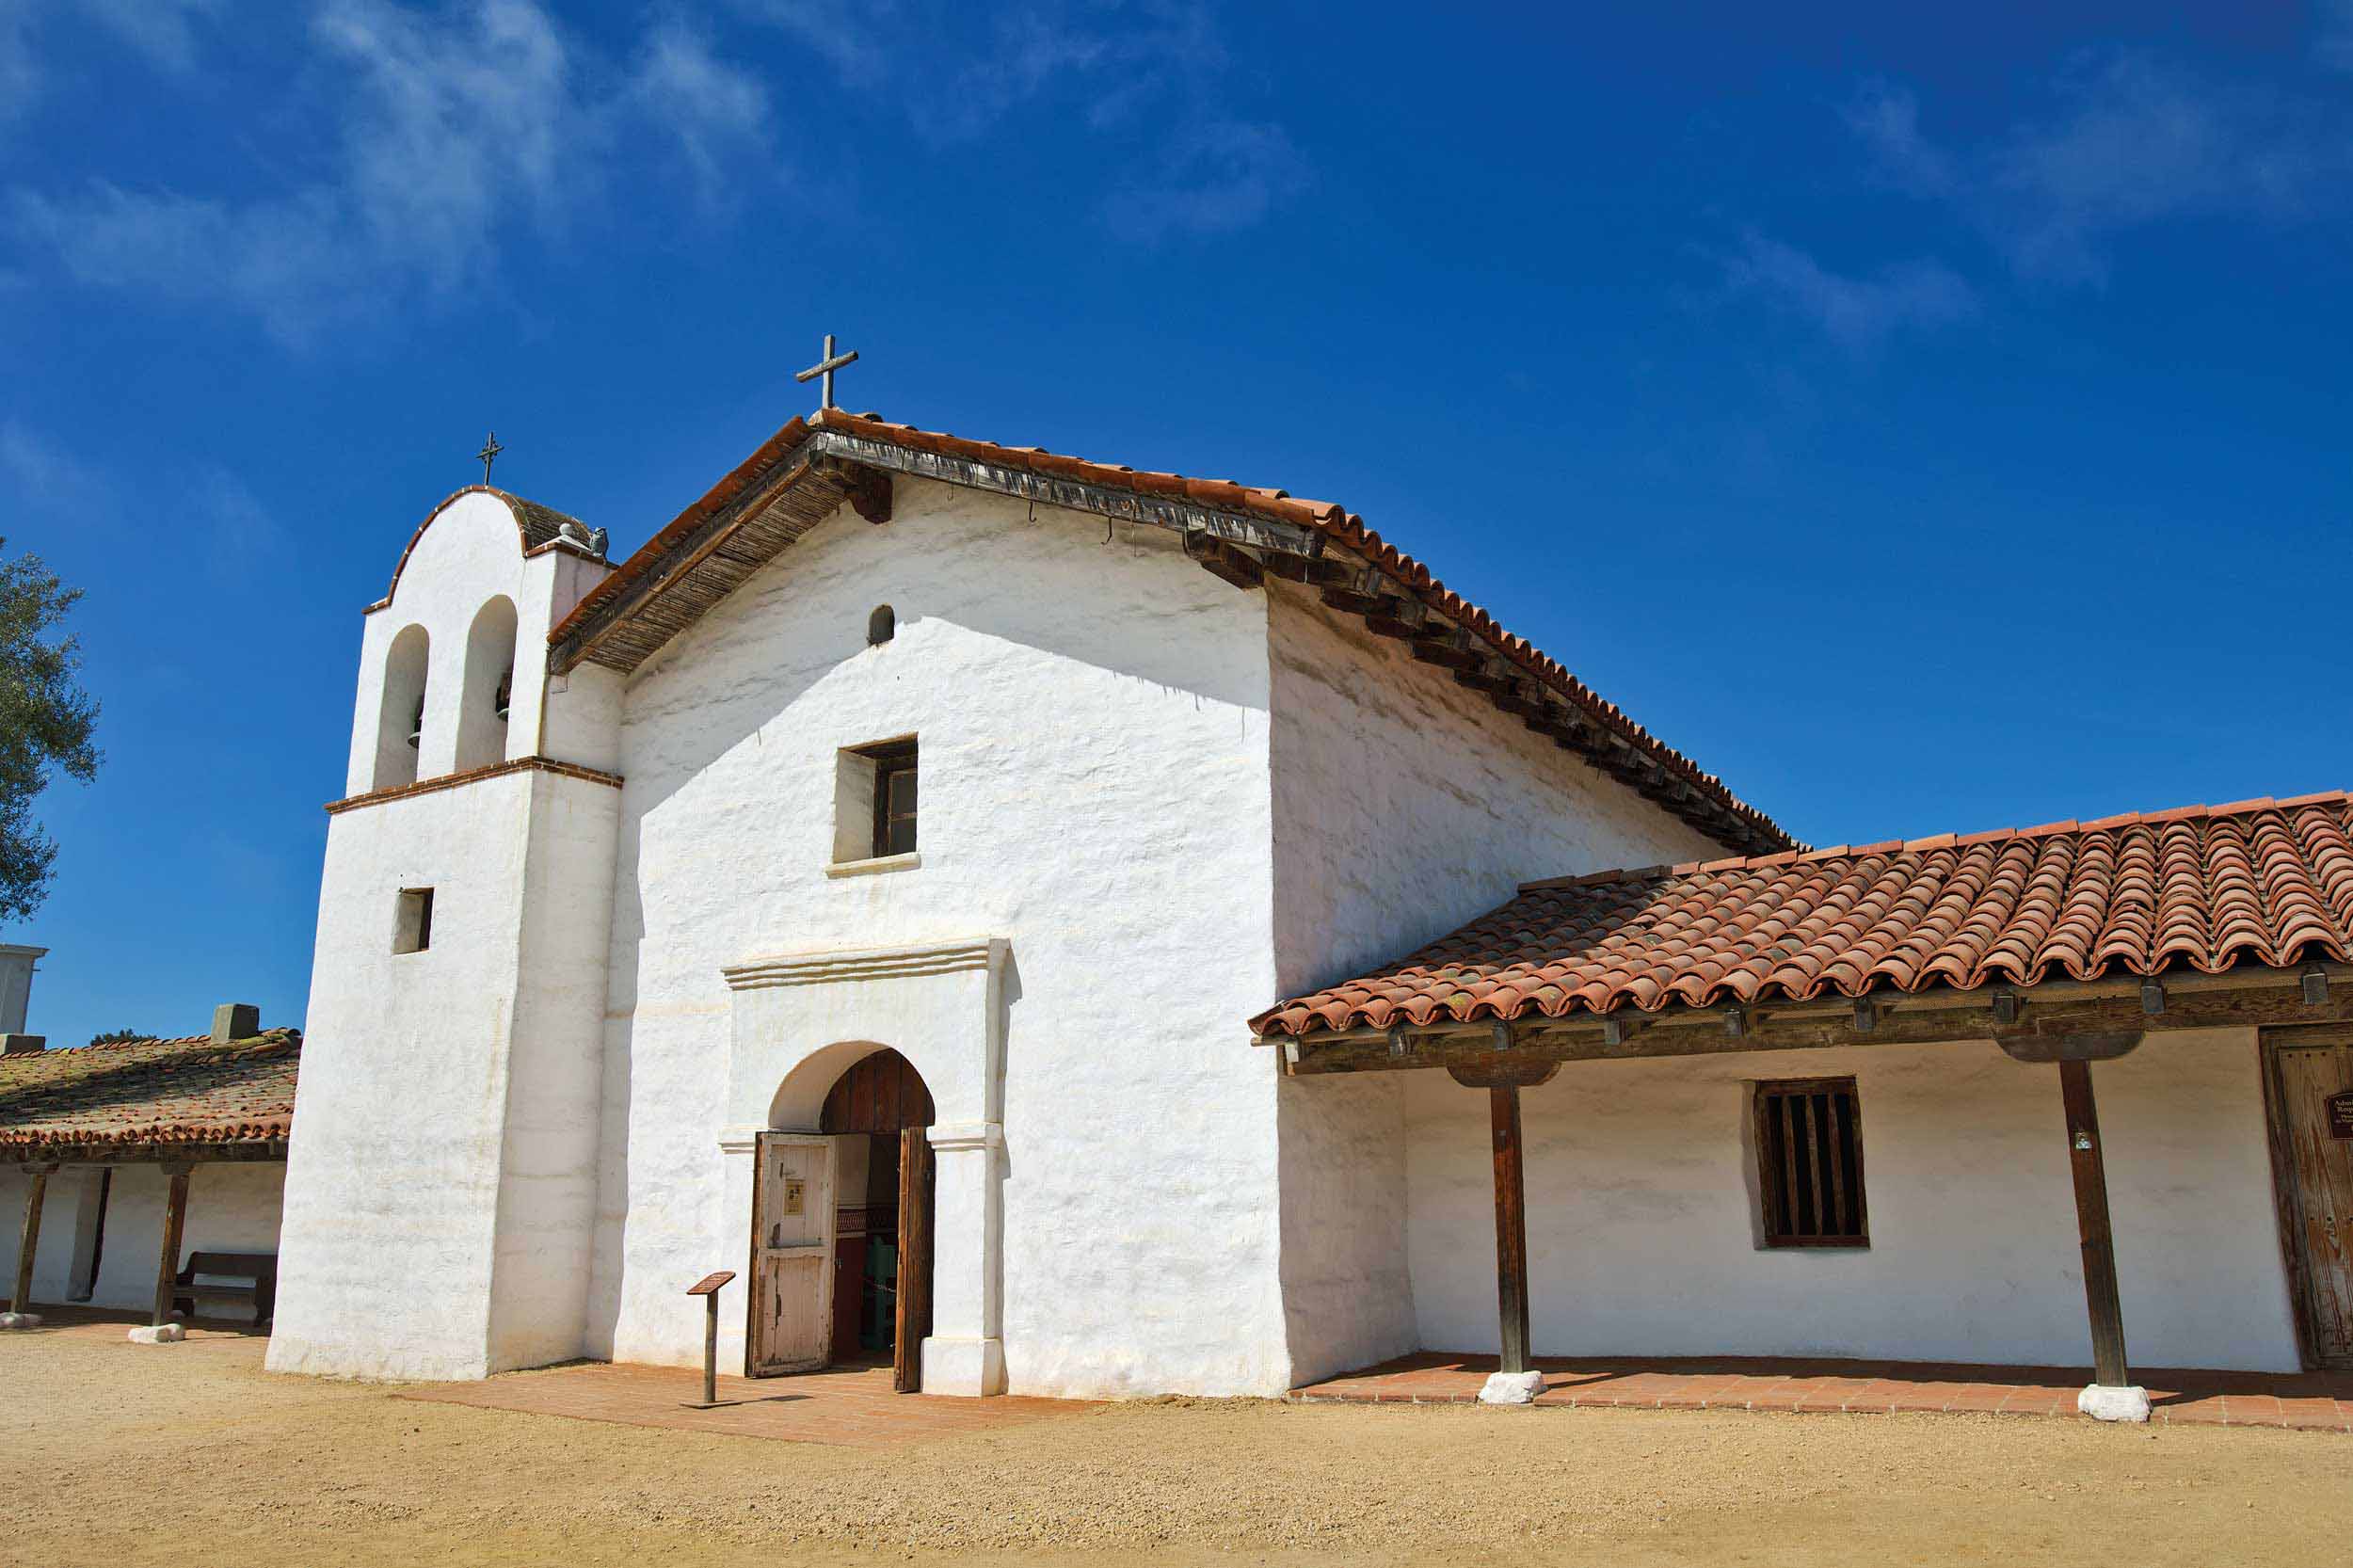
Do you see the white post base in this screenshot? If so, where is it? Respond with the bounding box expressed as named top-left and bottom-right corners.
top-left (127, 1322), bottom-right (186, 1345)
top-left (2077, 1384), bottom-right (2150, 1422)
top-left (0, 1311), bottom-right (41, 1330)
top-left (1479, 1370), bottom-right (1545, 1405)
top-left (920, 1335), bottom-right (1005, 1397)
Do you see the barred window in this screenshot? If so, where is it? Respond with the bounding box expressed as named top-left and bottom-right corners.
top-left (1753, 1078), bottom-right (1867, 1248)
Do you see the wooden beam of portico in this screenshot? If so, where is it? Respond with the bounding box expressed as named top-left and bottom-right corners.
top-left (1266, 964), bottom-right (2350, 1416)
top-left (1267, 963), bottom-right (2353, 1079)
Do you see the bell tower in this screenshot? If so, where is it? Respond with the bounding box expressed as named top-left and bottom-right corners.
top-left (268, 485), bottom-right (626, 1380)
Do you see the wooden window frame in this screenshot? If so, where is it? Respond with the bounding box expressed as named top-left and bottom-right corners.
top-left (1753, 1076), bottom-right (1868, 1249)
top-left (862, 738), bottom-right (917, 859)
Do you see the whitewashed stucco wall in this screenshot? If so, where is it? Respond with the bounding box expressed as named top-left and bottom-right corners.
top-left (586, 478), bottom-right (1289, 1398)
top-left (271, 488), bottom-right (617, 1382)
top-left (1401, 1027), bottom-right (2304, 1372)
top-left (1263, 581), bottom-right (1734, 1385)
top-left (0, 1160), bottom-right (283, 1313)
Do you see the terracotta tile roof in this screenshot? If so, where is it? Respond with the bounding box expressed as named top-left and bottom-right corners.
top-left (0, 1030), bottom-right (300, 1152)
top-left (548, 408), bottom-right (1791, 854)
top-left (1251, 793), bottom-right (2353, 1036)
top-left (367, 485), bottom-right (600, 612)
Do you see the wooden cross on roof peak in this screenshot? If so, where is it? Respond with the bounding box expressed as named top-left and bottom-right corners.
top-left (795, 333), bottom-right (859, 410)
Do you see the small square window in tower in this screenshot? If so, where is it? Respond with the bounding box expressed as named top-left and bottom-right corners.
top-left (1753, 1077), bottom-right (1867, 1248)
top-left (832, 738), bottom-right (918, 866)
top-left (392, 888), bottom-right (436, 954)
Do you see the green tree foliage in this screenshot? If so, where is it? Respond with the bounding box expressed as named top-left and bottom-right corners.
top-left (88, 1027), bottom-right (147, 1046)
top-left (0, 539), bottom-right (100, 922)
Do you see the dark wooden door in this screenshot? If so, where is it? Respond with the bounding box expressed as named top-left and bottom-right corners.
top-left (894, 1127), bottom-right (935, 1393)
top-left (2265, 1029), bottom-right (2353, 1367)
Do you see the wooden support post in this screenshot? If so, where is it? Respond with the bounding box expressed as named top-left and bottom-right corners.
top-left (10, 1165), bottom-right (54, 1315)
top-left (2058, 1060), bottom-right (2130, 1388)
top-left (152, 1163), bottom-right (191, 1328)
top-left (1491, 1086), bottom-right (1531, 1375)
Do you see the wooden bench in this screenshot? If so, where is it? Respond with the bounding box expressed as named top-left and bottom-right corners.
top-left (171, 1252), bottom-right (277, 1327)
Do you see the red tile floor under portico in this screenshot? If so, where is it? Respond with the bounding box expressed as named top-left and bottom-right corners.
top-left (1293, 1352), bottom-right (2353, 1431)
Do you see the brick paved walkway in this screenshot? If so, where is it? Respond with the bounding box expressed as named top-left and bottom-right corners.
top-left (1292, 1352), bottom-right (2353, 1431)
top-left (400, 1360), bottom-right (1096, 1448)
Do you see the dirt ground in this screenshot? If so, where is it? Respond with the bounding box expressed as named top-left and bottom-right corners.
top-left (4, 1332), bottom-right (2345, 1568)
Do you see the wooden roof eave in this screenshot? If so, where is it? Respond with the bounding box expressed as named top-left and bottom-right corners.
top-left (4, 1137), bottom-right (291, 1167)
top-left (547, 424), bottom-right (1330, 678)
top-left (1266, 959), bottom-right (2353, 1077)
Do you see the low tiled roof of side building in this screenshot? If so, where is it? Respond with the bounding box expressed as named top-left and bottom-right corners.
top-left (549, 408), bottom-right (1792, 854)
top-left (0, 1029), bottom-right (301, 1151)
top-left (1251, 793), bottom-right (2353, 1036)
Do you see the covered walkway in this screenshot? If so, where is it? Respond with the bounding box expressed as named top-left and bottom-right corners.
top-left (1294, 1351), bottom-right (2353, 1430)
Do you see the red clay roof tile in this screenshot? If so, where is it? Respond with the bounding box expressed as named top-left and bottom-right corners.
top-left (0, 1030), bottom-right (300, 1150)
top-left (545, 408), bottom-right (1792, 855)
top-left (1251, 795), bottom-right (2353, 1036)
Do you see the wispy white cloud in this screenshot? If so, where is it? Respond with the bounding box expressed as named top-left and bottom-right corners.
top-left (81, 0), bottom-right (221, 72)
top-left (8, 0), bottom-right (779, 342)
top-left (1847, 53), bottom-right (2353, 287)
top-left (1844, 80), bottom-right (1956, 199)
top-left (737, 0), bottom-right (1297, 237)
top-left (2320, 0), bottom-right (2353, 74)
top-left (1720, 232), bottom-right (1977, 353)
top-left (0, 0), bottom-right (39, 123)
top-left (1104, 120), bottom-right (1305, 242)
top-left (190, 465), bottom-right (285, 579)
top-left (627, 17), bottom-right (774, 207)
top-left (0, 418), bottom-right (112, 511)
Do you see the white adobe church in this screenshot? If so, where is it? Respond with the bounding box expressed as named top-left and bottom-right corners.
top-left (266, 381), bottom-right (2353, 1418)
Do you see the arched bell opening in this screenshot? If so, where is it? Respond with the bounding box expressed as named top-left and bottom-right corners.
top-left (455, 595), bottom-right (518, 773)
top-left (372, 624), bottom-right (430, 790)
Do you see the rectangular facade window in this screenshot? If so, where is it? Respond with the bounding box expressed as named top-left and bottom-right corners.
top-left (393, 888), bottom-right (435, 954)
top-left (1753, 1077), bottom-right (1867, 1248)
top-left (833, 736), bottom-right (919, 867)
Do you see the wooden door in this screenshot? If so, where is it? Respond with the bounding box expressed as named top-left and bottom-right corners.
top-left (2265, 1029), bottom-right (2353, 1367)
top-left (748, 1133), bottom-right (835, 1376)
top-left (893, 1127), bottom-right (935, 1393)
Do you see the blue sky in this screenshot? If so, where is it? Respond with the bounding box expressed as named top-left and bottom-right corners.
top-left (6, 0), bottom-right (2352, 1050)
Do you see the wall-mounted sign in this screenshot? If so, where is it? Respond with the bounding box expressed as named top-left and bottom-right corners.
top-left (2327, 1090), bottom-right (2353, 1141)
top-left (784, 1176), bottom-right (806, 1215)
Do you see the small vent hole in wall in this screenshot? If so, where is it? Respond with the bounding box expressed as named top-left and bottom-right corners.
top-left (868, 604), bottom-right (895, 646)
top-left (393, 888), bottom-right (435, 954)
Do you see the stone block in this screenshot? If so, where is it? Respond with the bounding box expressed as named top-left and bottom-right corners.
top-left (2077, 1384), bottom-right (2151, 1422)
top-left (1479, 1369), bottom-right (1545, 1405)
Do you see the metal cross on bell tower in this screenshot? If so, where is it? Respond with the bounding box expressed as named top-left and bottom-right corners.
top-left (794, 333), bottom-right (859, 410)
top-left (475, 431), bottom-right (504, 484)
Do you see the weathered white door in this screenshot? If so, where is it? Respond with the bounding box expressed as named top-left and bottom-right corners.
top-left (748, 1132), bottom-right (835, 1375)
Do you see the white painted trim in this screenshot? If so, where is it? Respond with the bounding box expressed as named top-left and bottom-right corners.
top-left (722, 936), bottom-right (1004, 991)
top-left (928, 1121), bottom-right (1005, 1153)
top-left (823, 851), bottom-right (922, 880)
top-left (717, 1126), bottom-right (764, 1155)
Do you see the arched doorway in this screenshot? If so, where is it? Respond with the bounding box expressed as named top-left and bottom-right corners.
top-left (748, 1048), bottom-right (936, 1388)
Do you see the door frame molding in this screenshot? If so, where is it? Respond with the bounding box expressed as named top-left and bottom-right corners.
top-left (2258, 1022), bottom-right (2353, 1369)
